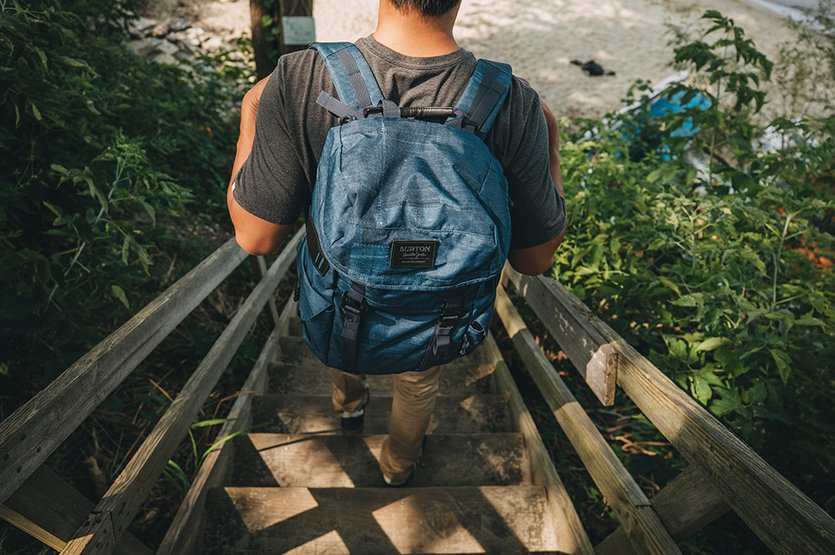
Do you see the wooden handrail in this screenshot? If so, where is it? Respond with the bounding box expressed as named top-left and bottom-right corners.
top-left (61, 230), bottom-right (303, 555)
top-left (0, 239), bottom-right (247, 506)
top-left (481, 334), bottom-right (595, 554)
top-left (157, 299), bottom-right (296, 555)
top-left (505, 267), bottom-right (835, 554)
top-left (494, 286), bottom-right (681, 555)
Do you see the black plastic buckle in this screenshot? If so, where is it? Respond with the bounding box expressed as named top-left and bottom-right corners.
top-left (362, 106), bottom-right (383, 117)
top-left (461, 116), bottom-right (479, 133)
top-left (341, 293), bottom-right (365, 317)
top-left (437, 303), bottom-right (460, 336)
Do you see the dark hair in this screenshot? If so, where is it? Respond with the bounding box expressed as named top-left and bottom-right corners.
top-left (389, 0), bottom-right (460, 17)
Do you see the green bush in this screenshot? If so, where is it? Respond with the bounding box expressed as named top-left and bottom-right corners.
top-left (556, 10), bottom-right (834, 510)
top-left (0, 0), bottom-right (238, 391)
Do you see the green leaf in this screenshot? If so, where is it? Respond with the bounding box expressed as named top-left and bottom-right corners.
top-left (140, 200), bottom-right (156, 224)
top-left (692, 376), bottom-right (713, 405)
top-left (794, 315), bottom-right (824, 327)
top-left (672, 293), bottom-right (703, 308)
top-left (162, 460), bottom-right (190, 494)
top-left (746, 381), bottom-right (767, 405)
top-left (203, 429), bottom-right (248, 459)
top-left (111, 285), bottom-right (129, 309)
top-left (658, 277), bottom-right (681, 295)
top-left (191, 418), bottom-right (232, 429)
top-left (58, 56), bottom-right (87, 68)
top-left (711, 389), bottom-right (742, 417)
top-left (121, 235), bottom-right (132, 265)
top-left (769, 348), bottom-right (791, 384)
top-left (697, 337), bottom-right (730, 351)
top-left (43, 201), bottom-right (61, 218)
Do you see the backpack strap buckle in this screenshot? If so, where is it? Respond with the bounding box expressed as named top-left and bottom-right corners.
top-left (341, 284), bottom-right (366, 315)
top-left (341, 282), bottom-right (366, 372)
top-left (420, 300), bottom-right (465, 369)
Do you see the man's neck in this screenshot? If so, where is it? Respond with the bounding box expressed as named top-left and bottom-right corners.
top-left (373, 1), bottom-right (460, 57)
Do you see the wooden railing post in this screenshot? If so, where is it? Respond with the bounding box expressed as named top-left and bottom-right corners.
top-left (0, 466), bottom-right (151, 555)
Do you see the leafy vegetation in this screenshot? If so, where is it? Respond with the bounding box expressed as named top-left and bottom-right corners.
top-left (0, 0), bottom-right (269, 550)
top-left (1, 0), bottom-right (832, 552)
top-left (0, 0), bottom-right (239, 391)
top-left (553, 9), bottom-right (834, 547)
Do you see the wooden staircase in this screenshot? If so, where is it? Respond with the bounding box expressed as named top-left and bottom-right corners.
top-left (199, 315), bottom-right (587, 554)
top-left (4, 231), bottom-right (833, 555)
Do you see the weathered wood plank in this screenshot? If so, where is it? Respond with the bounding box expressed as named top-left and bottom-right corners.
top-left (596, 465), bottom-right (729, 555)
top-left (252, 255), bottom-right (280, 326)
top-left (482, 335), bottom-right (595, 555)
top-left (60, 230), bottom-right (303, 555)
top-left (504, 266), bottom-right (617, 405)
top-left (210, 485), bottom-right (563, 553)
top-left (0, 465), bottom-right (151, 554)
top-left (156, 299), bottom-right (296, 555)
top-left (506, 271), bottom-right (835, 554)
top-left (0, 239), bottom-right (247, 505)
top-left (494, 286), bottom-right (681, 555)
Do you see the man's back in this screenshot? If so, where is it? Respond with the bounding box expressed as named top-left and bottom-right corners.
top-left (227, 0), bottom-right (566, 486)
top-left (234, 35), bottom-right (565, 252)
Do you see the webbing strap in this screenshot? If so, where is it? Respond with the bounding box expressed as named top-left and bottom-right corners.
top-left (420, 300), bottom-right (465, 370)
top-left (305, 217), bottom-right (330, 276)
top-left (309, 43), bottom-right (384, 110)
top-left (341, 282), bottom-right (366, 372)
top-left (447, 59), bottom-right (513, 139)
top-left (337, 48), bottom-right (373, 109)
top-left (316, 91), bottom-right (363, 122)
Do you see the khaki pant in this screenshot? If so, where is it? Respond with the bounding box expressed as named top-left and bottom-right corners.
top-left (331, 366), bottom-right (442, 482)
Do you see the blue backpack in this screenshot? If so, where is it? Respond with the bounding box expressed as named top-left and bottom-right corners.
top-left (295, 42), bottom-right (513, 375)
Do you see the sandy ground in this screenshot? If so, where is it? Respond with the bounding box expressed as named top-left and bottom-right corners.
top-left (146, 0), bottom-right (810, 119)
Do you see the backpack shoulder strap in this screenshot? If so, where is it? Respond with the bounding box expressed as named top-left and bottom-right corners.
top-left (447, 59), bottom-right (513, 139)
top-left (309, 42), bottom-right (384, 110)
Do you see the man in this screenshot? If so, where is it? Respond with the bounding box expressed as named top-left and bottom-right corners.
top-left (227, 0), bottom-right (565, 486)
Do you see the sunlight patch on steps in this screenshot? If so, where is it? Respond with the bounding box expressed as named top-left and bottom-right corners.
top-left (372, 493), bottom-right (485, 554)
top-left (232, 487), bottom-right (319, 533)
top-left (284, 530), bottom-right (350, 554)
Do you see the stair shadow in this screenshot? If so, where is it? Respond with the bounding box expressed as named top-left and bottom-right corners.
top-left (239, 486), bottom-right (539, 554)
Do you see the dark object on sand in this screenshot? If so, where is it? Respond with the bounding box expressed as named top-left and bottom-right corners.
top-left (571, 59), bottom-right (616, 77)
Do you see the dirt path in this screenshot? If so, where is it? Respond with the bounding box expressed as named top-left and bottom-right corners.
top-left (143, 0), bottom-right (806, 118)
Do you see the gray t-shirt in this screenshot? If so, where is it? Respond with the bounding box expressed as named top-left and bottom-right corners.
top-left (234, 35), bottom-right (565, 249)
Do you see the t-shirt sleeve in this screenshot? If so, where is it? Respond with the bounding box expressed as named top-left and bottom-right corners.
top-left (498, 82), bottom-right (566, 250)
top-left (232, 59), bottom-right (309, 225)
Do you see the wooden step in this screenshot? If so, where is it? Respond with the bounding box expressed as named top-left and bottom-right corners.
top-left (229, 433), bottom-right (529, 488)
top-left (251, 393), bottom-right (513, 435)
top-left (278, 335), bottom-right (493, 370)
top-left (204, 485), bottom-right (561, 554)
top-left (268, 359), bottom-right (497, 397)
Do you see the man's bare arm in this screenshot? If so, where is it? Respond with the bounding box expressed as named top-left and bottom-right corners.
top-left (227, 76), bottom-right (293, 255)
top-left (507, 97), bottom-right (566, 275)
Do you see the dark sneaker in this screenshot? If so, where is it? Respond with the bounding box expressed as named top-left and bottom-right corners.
top-left (340, 398), bottom-right (368, 436)
top-left (383, 466), bottom-right (414, 487)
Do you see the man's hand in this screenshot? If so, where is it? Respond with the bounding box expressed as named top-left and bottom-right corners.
top-left (227, 76), bottom-right (293, 256)
top-left (507, 87), bottom-right (566, 276)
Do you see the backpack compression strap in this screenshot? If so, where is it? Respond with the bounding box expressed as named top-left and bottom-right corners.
top-left (309, 43), bottom-right (385, 114)
top-left (447, 60), bottom-right (513, 139)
